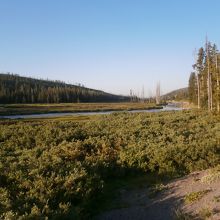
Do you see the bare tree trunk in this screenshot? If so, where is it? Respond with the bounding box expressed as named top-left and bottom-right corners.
top-left (156, 82), bottom-right (160, 105)
top-left (141, 86), bottom-right (145, 103)
top-left (130, 89), bottom-right (133, 102)
top-left (194, 48), bottom-right (201, 109)
top-left (206, 38), bottom-right (212, 111)
top-left (197, 74), bottom-right (200, 109)
top-left (217, 75), bottom-right (220, 112)
top-left (216, 55), bottom-right (220, 112)
top-left (210, 74), bottom-right (213, 111)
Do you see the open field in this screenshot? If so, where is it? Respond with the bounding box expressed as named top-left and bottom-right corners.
top-left (0, 102), bottom-right (162, 116)
top-left (0, 110), bottom-right (219, 219)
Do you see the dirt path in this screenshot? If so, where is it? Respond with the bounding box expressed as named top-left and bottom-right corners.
top-left (97, 167), bottom-right (220, 220)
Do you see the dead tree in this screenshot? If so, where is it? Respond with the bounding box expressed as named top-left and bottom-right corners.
top-left (156, 82), bottom-right (160, 105)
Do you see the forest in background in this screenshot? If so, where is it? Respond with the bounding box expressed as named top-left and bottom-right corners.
top-left (0, 73), bottom-right (191, 106)
top-left (0, 74), bottom-right (129, 104)
top-left (188, 40), bottom-right (220, 112)
top-left (161, 87), bottom-right (188, 101)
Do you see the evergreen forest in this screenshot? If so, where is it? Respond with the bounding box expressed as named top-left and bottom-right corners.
top-left (188, 40), bottom-right (220, 112)
top-left (0, 74), bottom-right (129, 104)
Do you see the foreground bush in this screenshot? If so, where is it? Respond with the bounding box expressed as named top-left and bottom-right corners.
top-left (0, 110), bottom-right (219, 219)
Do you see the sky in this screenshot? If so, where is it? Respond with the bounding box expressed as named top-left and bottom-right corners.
top-left (1, 0), bottom-right (220, 96)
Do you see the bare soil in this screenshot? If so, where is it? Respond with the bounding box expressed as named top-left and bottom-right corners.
top-left (97, 168), bottom-right (220, 220)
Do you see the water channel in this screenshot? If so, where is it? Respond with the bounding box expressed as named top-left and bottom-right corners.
top-left (0, 105), bottom-right (184, 119)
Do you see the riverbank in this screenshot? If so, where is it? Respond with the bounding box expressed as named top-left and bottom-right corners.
top-left (0, 105), bottom-right (184, 119)
top-left (0, 102), bottom-right (162, 116)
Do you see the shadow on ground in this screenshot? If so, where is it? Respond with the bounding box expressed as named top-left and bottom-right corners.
top-left (96, 174), bottom-right (200, 220)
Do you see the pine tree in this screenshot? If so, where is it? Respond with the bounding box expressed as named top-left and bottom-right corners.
top-left (190, 40), bottom-right (220, 112)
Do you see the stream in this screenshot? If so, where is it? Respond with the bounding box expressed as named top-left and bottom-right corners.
top-left (0, 105), bottom-right (184, 119)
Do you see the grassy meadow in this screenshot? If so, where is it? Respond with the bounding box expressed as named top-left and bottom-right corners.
top-left (0, 110), bottom-right (220, 219)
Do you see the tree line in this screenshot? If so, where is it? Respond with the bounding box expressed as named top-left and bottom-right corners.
top-left (161, 87), bottom-right (188, 101)
top-left (0, 73), bottom-right (129, 104)
top-left (189, 40), bottom-right (220, 112)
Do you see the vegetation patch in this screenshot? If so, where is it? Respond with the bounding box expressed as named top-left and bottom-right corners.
top-left (0, 101), bottom-right (160, 116)
top-left (174, 208), bottom-right (194, 220)
top-left (0, 111), bottom-right (219, 219)
top-left (184, 190), bottom-right (211, 205)
top-left (213, 195), bottom-right (220, 203)
top-left (148, 183), bottom-right (167, 198)
top-left (198, 207), bottom-right (213, 219)
top-left (201, 165), bottom-right (220, 183)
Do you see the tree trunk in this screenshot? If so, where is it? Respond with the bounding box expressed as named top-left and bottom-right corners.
top-left (197, 74), bottom-right (200, 109)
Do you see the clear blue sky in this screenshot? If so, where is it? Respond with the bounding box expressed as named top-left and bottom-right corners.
top-left (1, 0), bottom-right (220, 96)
